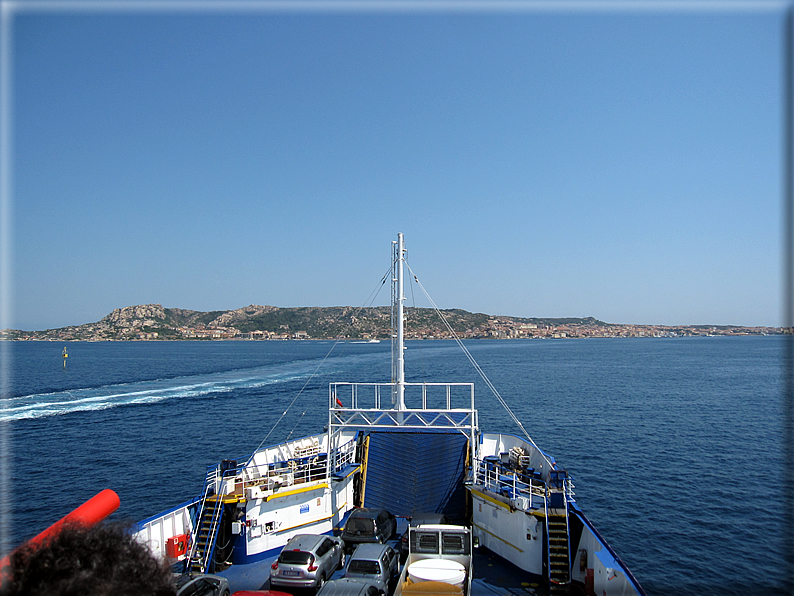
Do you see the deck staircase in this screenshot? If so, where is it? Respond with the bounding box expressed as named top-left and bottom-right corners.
top-left (186, 466), bottom-right (229, 575)
top-left (187, 495), bottom-right (224, 574)
top-left (547, 510), bottom-right (571, 595)
top-left (546, 469), bottom-right (572, 596)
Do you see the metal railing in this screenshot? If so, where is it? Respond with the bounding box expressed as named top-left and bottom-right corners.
top-left (329, 382), bottom-right (477, 435)
top-left (331, 381), bottom-right (474, 411)
top-left (565, 475), bottom-right (576, 504)
top-left (328, 381), bottom-right (478, 476)
top-left (474, 456), bottom-right (546, 510)
top-left (208, 437), bottom-right (359, 502)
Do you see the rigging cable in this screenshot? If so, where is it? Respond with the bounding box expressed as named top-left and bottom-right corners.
top-left (249, 266), bottom-right (391, 460)
top-left (404, 261), bottom-right (553, 467)
top-left (406, 270), bottom-right (429, 383)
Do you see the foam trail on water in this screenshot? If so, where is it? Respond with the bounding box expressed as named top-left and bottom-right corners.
top-left (0, 364), bottom-right (323, 422)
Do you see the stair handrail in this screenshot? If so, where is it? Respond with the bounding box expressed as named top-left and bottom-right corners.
top-left (560, 476), bottom-right (572, 586)
top-left (186, 467), bottom-right (219, 573)
top-left (197, 494), bottom-right (225, 574)
top-left (549, 469), bottom-right (572, 588)
top-left (544, 481), bottom-right (552, 585)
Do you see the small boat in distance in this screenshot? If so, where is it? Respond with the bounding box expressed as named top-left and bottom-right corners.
top-left (135, 234), bottom-right (646, 596)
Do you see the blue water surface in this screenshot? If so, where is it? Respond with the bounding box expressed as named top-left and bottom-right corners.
top-left (1, 336), bottom-right (788, 595)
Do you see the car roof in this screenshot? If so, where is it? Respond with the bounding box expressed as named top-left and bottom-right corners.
top-left (232, 592), bottom-right (294, 596)
top-left (409, 513), bottom-right (447, 527)
top-left (318, 578), bottom-right (379, 596)
top-left (284, 534), bottom-right (326, 551)
top-left (348, 508), bottom-right (388, 519)
top-left (349, 543), bottom-right (392, 560)
top-left (174, 573), bottom-right (225, 589)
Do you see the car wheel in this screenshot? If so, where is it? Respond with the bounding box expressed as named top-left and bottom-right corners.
top-left (316, 574), bottom-right (326, 591)
top-left (221, 590), bottom-right (230, 596)
top-left (338, 552), bottom-right (345, 570)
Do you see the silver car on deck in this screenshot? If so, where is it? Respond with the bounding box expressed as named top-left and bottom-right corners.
top-left (316, 578), bottom-right (382, 596)
top-left (270, 534), bottom-right (345, 591)
top-left (174, 572), bottom-right (230, 596)
top-left (343, 543), bottom-right (399, 595)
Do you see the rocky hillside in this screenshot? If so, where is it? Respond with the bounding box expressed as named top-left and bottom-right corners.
top-left (2, 304), bottom-right (608, 341)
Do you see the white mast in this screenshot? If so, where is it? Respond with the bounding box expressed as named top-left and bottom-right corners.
top-left (394, 233), bottom-right (406, 410)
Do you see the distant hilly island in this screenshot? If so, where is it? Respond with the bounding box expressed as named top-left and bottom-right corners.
top-left (2, 304), bottom-right (784, 341)
top-left (3, 303), bottom-right (614, 341)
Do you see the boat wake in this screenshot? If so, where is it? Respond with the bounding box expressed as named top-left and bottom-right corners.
top-left (1, 361), bottom-right (340, 422)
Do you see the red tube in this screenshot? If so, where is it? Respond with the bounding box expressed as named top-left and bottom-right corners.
top-left (0, 489), bottom-right (120, 582)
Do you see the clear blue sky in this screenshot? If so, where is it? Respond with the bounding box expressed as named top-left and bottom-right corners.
top-left (5, 2), bottom-right (786, 330)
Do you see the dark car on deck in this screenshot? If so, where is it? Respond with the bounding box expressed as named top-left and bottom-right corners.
top-left (341, 508), bottom-right (397, 553)
top-left (270, 534), bottom-right (345, 591)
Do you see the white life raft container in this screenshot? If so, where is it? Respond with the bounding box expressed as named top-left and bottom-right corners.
top-left (407, 559), bottom-right (466, 587)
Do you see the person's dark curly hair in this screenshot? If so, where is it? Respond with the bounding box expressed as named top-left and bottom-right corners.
top-left (2, 521), bottom-right (176, 596)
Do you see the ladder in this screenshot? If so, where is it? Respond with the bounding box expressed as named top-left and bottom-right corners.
top-left (188, 495), bottom-right (224, 574)
top-left (546, 470), bottom-right (572, 596)
top-left (547, 511), bottom-right (571, 595)
top-left (186, 467), bottom-right (227, 574)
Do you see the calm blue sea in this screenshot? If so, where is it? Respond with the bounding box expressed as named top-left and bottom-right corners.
top-left (1, 336), bottom-right (788, 595)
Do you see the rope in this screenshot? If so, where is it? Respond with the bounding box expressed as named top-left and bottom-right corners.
top-left (406, 270), bottom-right (428, 383)
top-left (248, 267), bottom-right (391, 462)
top-left (404, 261), bottom-right (552, 467)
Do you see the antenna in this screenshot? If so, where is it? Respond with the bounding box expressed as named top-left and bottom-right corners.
top-left (392, 233), bottom-right (406, 410)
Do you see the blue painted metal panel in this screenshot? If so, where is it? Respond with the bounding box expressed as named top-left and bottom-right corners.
top-left (363, 432), bottom-right (469, 523)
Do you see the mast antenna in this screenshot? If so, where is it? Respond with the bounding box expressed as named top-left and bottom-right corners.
top-left (391, 233), bottom-right (406, 410)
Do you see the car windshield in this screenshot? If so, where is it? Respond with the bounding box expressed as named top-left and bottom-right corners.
top-left (348, 560), bottom-right (380, 575)
top-left (280, 550), bottom-right (313, 565)
top-left (345, 519), bottom-right (374, 536)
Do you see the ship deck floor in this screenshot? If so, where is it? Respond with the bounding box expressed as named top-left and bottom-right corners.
top-left (470, 548), bottom-right (546, 596)
top-left (217, 540), bottom-right (547, 596)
